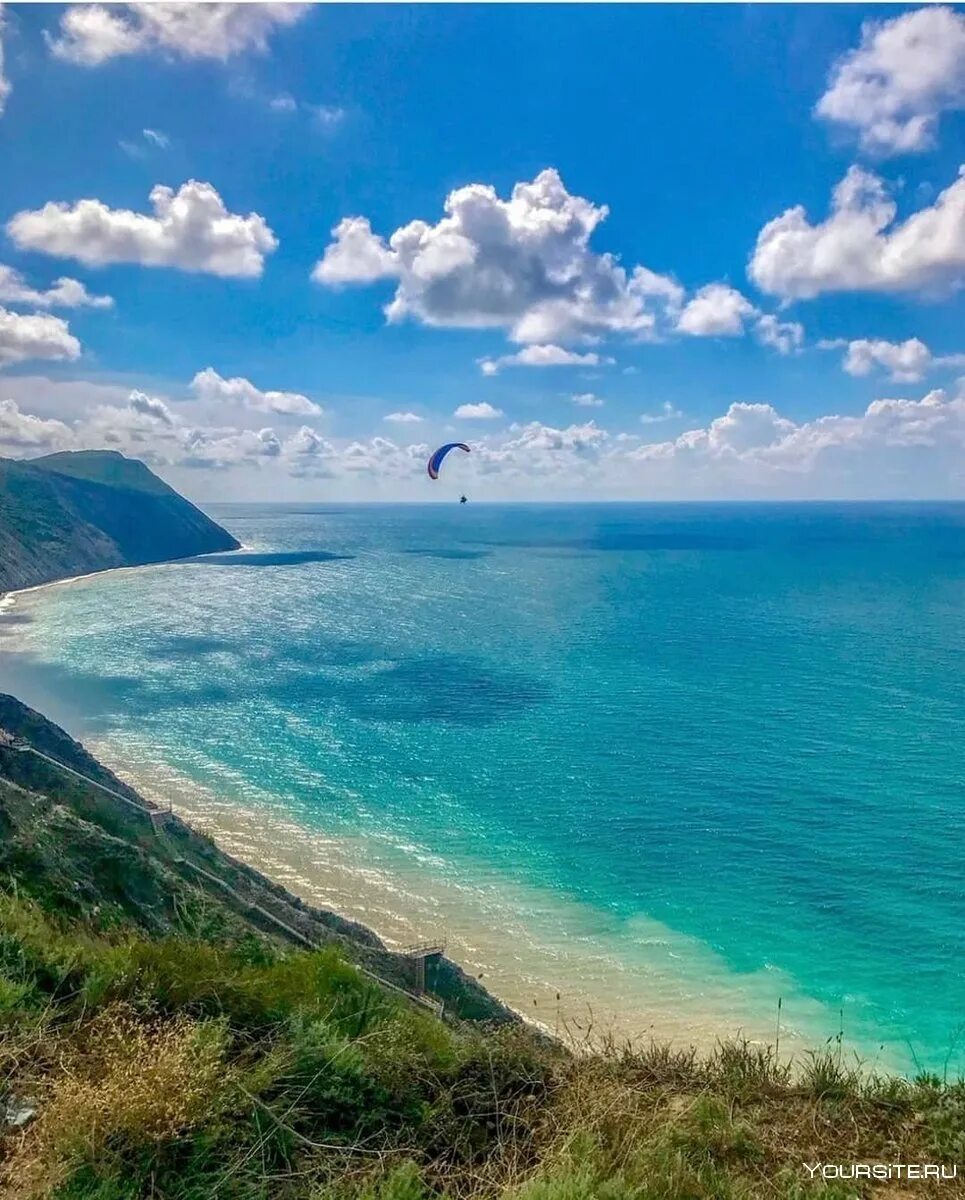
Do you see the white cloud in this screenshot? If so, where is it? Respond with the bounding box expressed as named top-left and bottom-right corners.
top-left (841, 337), bottom-right (932, 382)
top-left (48, 3), bottom-right (309, 66)
top-left (384, 411), bottom-right (423, 423)
top-left (8, 181), bottom-right (277, 278)
top-left (314, 216), bottom-right (397, 285)
top-left (825, 336), bottom-right (965, 382)
top-left (479, 344), bottom-right (612, 375)
top-left (572, 392), bottom-right (604, 407)
top-left (470, 420), bottom-right (610, 485)
top-left (121, 127), bottom-right (170, 158)
top-left (640, 401), bottom-right (683, 424)
top-left (454, 402), bottom-right (503, 420)
top-left (629, 389), bottom-right (965, 497)
top-left (0, 307), bottom-right (81, 367)
top-left (179, 425), bottom-right (283, 470)
top-left (0, 4), bottom-right (12, 117)
top-left (267, 92), bottom-right (345, 129)
top-left (0, 264), bottom-right (113, 310)
top-left (676, 283), bottom-right (756, 337)
top-left (284, 425), bottom-right (338, 476)
top-left (5, 381), bottom-right (965, 499)
top-left (129, 389), bottom-right (175, 426)
top-left (337, 435), bottom-right (428, 478)
top-left (754, 314), bottom-right (804, 355)
top-left (749, 165), bottom-right (965, 299)
top-left (190, 367), bottom-right (320, 416)
top-left (0, 398), bottom-right (73, 451)
top-left (313, 169), bottom-right (682, 346)
top-left (816, 7), bottom-right (965, 155)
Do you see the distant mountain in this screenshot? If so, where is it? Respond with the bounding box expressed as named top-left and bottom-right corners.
top-left (0, 449), bottom-right (240, 593)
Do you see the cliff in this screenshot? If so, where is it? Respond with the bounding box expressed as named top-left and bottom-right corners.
top-left (0, 449), bottom-right (239, 593)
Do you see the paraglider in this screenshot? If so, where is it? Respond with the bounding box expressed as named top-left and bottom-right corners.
top-left (427, 442), bottom-right (470, 480)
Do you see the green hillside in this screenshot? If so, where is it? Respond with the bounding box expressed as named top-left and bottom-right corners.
top-left (0, 450), bottom-right (239, 594)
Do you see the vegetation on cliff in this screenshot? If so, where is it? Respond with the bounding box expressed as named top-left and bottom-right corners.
top-left (0, 450), bottom-right (239, 593)
top-left (0, 698), bottom-right (962, 1198)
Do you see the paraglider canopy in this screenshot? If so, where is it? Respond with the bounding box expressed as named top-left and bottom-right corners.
top-left (427, 442), bottom-right (470, 480)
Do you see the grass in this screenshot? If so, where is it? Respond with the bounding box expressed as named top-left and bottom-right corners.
top-left (1, 891), bottom-right (962, 1199)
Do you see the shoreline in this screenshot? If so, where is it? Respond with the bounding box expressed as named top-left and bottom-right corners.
top-left (82, 737), bottom-right (894, 1067)
top-left (0, 562), bottom-right (914, 1074)
top-left (0, 543), bottom-right (254, 612)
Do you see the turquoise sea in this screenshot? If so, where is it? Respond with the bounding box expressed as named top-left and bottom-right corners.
top-left (4, 503), bottom-right (964, 1073)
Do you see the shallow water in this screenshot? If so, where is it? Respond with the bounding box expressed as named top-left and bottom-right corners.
top-left (4, 502), bottom-right (964, 1072)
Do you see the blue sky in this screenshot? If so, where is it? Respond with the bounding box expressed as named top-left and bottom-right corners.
top-left (0, 2), bottom-right (963, 500)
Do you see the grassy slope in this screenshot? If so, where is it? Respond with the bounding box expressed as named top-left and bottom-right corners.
top-left (0, 702), bottom-right (963, 1197)
top-left (0, 451), bottom-right (239, 593)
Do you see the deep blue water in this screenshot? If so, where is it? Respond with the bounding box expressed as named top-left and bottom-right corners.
top-left (5, 503), bottom-right (964, 1072)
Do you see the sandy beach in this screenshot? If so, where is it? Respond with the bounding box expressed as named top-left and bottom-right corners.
top-left (81, 737), bottom-right (863, 1064)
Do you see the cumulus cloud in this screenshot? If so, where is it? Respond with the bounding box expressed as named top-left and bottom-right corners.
top-left (454, 402), bottom-right (502, 420)
top-left (676, 283), bottom-right (756, 337)
top-left (675, 285), bottom-right (805, 353)
top-left (0, 4), bottom-right (11, 117)
top-left (0, 307), bottom-right (81, 367)
top-left (479, 344), bottom-right (612, 375)
top-left (129, 389), bottom-right (175, 425)
top-left (4, 380), bottom-right (965, 498)
top-left (841, 337), bottom-right (933, 382)
top-left (190, 367), bottom-right (320, 416)
top-left (469, 420), bottom-right (610, 486)
top-left (816, 7), bottom-right (965, 155)
top-left (0, 264), bottom-right (113, 309)
top-left (629, 389), bottom-right (965, 497)
top-left (749, 165), bottom-right (965, 299)
top-left (0, 398), bottom-right (73, 451)
top-left (384, 411), bottom-right (423, 423)
top-left (313, 169), bottom-right (682, 347)
top-left (8, 182), bottom-right (277, 278)
top-left (754, 314), bottom-right (804, 355)
top-left (312, 217), bottom-right (396, 284)
top-left (48, 3), bottom-right (309, 66)
top-left (822, 336), bottom-right (965, 382)
top-left (572, 392), bottom-right (604, 407)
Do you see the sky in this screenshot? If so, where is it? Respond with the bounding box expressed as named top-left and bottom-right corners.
top-left (0, 2), bottom-right (964, 502)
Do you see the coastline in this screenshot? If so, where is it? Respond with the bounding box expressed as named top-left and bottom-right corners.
top-left (0, 560), bottom-right (914, 1074)
top-left (0, 544), bottom-right (253, 612)
top-left (81, 737), bottom-right (890, 1066)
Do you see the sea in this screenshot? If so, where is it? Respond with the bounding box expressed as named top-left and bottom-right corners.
top-left (3, 502), bottom-right (963, 1075)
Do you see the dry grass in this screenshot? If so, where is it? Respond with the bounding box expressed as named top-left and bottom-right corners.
top-left (2, 1006), bottom-right (228, 1198)
top-left (1, 894), bottom-right (962, 1200)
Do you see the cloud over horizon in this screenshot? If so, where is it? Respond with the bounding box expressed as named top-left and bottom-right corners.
top-left (4, 375), bottom-right (964, 500)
